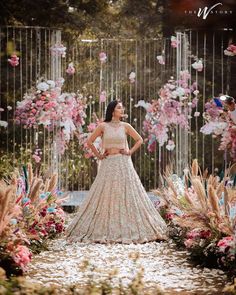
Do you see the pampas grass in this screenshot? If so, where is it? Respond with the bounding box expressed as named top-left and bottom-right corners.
top-left (191, 159), bottom-right (199, 177)
top-left (191, 178), bottom-right (208, 211)
top-left (155, 159), bottom-right (236, 237)
top-left (47, 173), bottom-right (58, 193)
top-left (29, 179), bottom-right (43, 202)
top-left (208, 185), bottom-right (220, 218)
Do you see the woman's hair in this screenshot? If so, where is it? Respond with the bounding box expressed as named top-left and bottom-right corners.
top-left (104, 99), bottom-right (120, 122)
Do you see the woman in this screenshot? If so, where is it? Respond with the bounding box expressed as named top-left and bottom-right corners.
top-left (66, 100), bottom-right (168, 244)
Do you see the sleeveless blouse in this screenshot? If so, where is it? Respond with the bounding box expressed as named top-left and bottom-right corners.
top-left (101, 123), bottom-right (129, 150)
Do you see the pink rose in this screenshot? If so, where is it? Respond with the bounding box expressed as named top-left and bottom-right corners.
top-left (12, 245), bottom-right (32, 271)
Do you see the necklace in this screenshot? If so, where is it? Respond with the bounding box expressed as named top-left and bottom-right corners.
top-left (110, 119), bottom-right (120, 123)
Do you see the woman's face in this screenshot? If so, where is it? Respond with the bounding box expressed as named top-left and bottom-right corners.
top-left (113, 102), bottom-right (124, 118)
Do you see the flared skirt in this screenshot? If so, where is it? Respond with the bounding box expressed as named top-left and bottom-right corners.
top-left (66, 154), bottom-right (168, 244)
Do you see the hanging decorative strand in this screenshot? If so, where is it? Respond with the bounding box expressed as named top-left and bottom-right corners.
top-left (195, 31), bottom-right (199, 161)
top-left (212, 32), bottom-right (215, 173)
top-left (202, 32), bottom-right (206, 171)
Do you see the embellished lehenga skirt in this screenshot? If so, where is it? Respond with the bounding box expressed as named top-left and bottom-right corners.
top-left (66, 154), bottom-right (168, 244)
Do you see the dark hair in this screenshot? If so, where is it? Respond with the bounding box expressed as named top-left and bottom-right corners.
top-left (104, 99), bottom-right (120, 122)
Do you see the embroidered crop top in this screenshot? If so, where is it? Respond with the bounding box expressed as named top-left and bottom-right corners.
top-left (101, 122), bottom-right (129, 150)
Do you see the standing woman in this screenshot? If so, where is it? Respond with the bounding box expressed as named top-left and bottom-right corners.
top-left (66, 100), bottom-right (168, 244)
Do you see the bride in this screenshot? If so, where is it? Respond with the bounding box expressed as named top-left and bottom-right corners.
top-left (66, 99), bottom-right (168, 244)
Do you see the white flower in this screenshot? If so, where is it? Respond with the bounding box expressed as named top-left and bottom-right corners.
top-left (193, 90), bottom-right (199, 95)
top-left (188, 102), bottom-right (192, 106)
top-left (7, 106), bottom-right (12, 110)
top-left (224, 49), bottom-right (234, 56)
top-left (37, 82), bottom-right (49, 92)
top-left (194, 111), bottom-right (200, 117)
top-left (46, 80), bottom-right (56, 88)
top-left (176, 87), bottom-right (185, 97)
top-left (0, 120), bottom-right (8, 128)
top-left (166, 140), bottom-right (175, 151)
top-left (135, 100), bottom-right (151, 110)
top-left (171, 91), bottom-right (178, 98)
top-left (129, 72), bottom-right (136, 80)
top-left (200, 121), bottom-right (227, 135)
top-left (156, 55), bottom-right (165, 65)
top-left (192, 59), bottom-right (203, 72)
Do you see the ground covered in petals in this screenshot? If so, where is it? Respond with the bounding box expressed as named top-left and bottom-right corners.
top-left (26, 236), bottom-right (228, 294)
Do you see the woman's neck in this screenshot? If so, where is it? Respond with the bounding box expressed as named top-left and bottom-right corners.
top-left (111, 117), bottom-right (120, 122)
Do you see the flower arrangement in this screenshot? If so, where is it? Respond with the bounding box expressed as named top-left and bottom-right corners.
top-left (0, 163), bottom-right (68, 275)
top-left (135, 71), bottom-right (198, 151)
top-left (200, 98), bottom-right (236, 161)
top-left (153, 159), bottom-right (236, 273)
top-left (15, 79), bottom-right (87, 155)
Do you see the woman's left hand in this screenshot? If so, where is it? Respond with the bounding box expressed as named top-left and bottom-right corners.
top-left (119, 149), bottom-right (131, 156)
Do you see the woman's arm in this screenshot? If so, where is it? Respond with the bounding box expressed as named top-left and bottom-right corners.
top-left (86, 123), bottom-right (105, 159)
top-left (123, 123), bottom-right (143, 155)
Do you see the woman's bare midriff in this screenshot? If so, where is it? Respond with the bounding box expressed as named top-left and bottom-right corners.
top-left (105, 148), bottom-right (125, 155)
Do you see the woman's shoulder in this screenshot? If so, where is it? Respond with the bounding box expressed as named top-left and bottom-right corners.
top-left (122, 122), bottom-right (132, 128)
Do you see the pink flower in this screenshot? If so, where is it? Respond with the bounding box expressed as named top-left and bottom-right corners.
top-left (184, 239), bottom-right (194, 248)
top-left (217, 236), bottom-right (234, 248)
top-left (12, 245), bottom-right (32, 271)
top-left (99, 52), bottom-right (107, 63)
top-left (224, 44), bottom-right (236, 56)
top-left (66, 62), bottom-right (76, 75)
top-left (165, 212), bottom-right (174, 220)
top-left (8, 53), bottom-right (20, 67)
top-left (32, 154), bottom-right (41, 163)
top-left (36, 100), bottom-right (45, 107)
top-left (87, 123), bottom-right (97, 132)
top-left (99, 91), bottom-right (106, 103)
top-left (171, 36), bottom-right (179, 48)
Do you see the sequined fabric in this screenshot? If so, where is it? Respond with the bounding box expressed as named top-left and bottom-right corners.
top-left (101, 122), bottom-right (128, 150)
top-left (66, 153), bottom-right (168, 244)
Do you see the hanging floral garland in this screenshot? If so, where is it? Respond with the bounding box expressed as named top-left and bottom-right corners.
top-left (15, 78), bottom-right (87, 155)
top-left (135, 70), bottom-right (198, 152)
